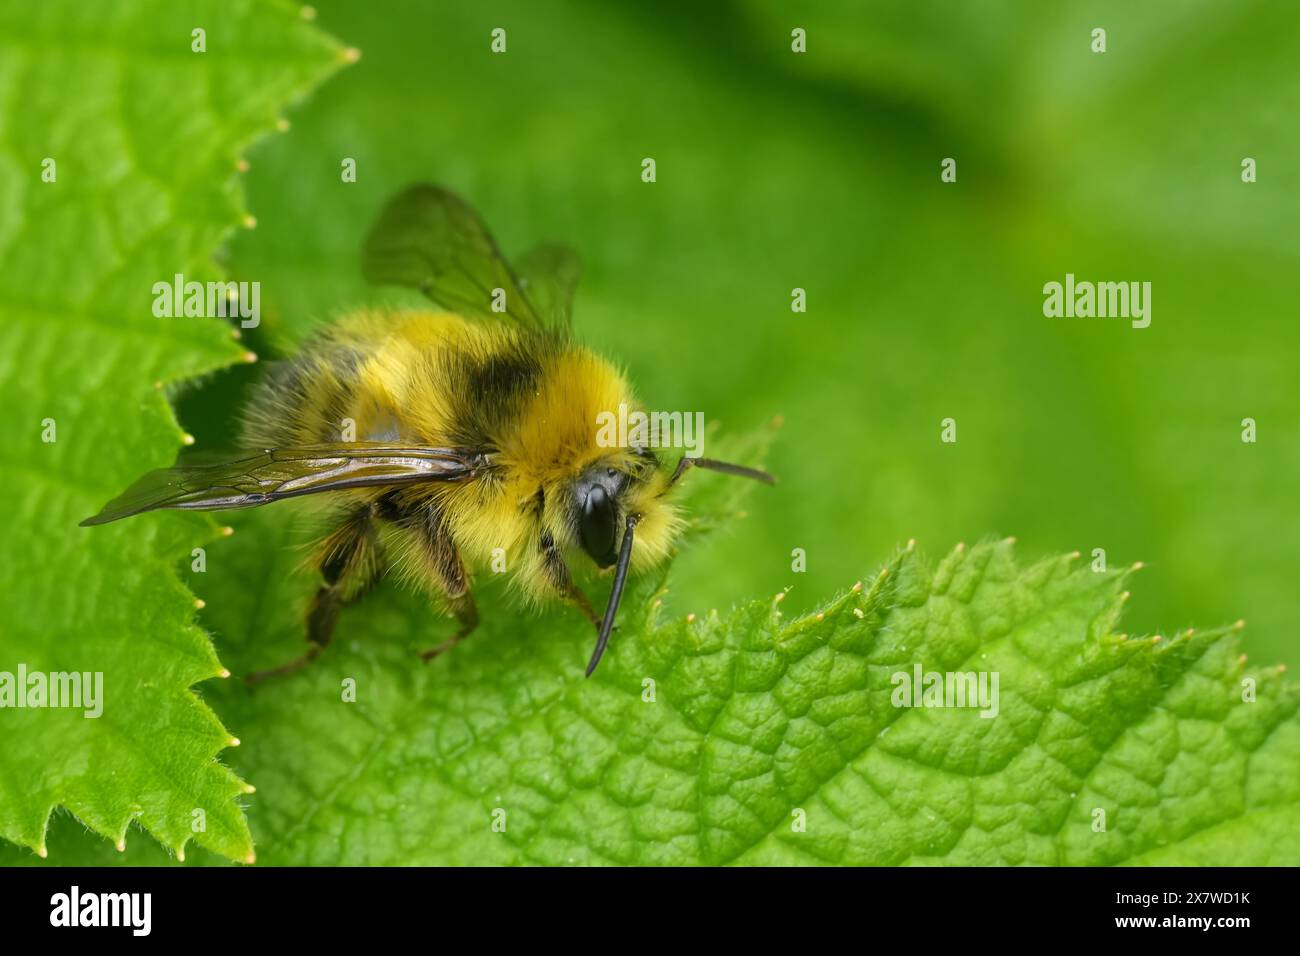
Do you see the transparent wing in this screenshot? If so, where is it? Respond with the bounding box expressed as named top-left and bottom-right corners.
top-left (81, 443), bottom-right (486, 526)
top-left (515, 242), bottom-right (581, 329)
top-left (361, 183), bottom-right (558, 329)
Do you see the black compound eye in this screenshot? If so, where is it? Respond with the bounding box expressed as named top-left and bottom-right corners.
top-left (579, 484), bottom-right (617, 567)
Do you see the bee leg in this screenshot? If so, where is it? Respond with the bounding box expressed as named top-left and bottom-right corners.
top-left (418, 591), bottom-right (478, 662)
top-left (407, 503), bottom-right (480, 662)
top-left (566, 585), bottom-right (602, 631)
top-left (246, 504), bottom-right (381, 684)
top-left (540, 531), bottom-right (602, 631)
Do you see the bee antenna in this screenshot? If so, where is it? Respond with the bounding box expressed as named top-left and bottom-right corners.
top-left (586, 513), bottom-right (640, 677)
top-left (668, 456), bottom-right (776, 487)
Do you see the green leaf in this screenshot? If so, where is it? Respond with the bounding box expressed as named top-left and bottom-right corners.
top-left (0, 0), bottom-right (346, 861)
top-left (110, 520), bottom-right (1294, 865)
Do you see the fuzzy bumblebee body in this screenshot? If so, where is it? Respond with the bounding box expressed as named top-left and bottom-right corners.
top-left (243, 309), bottom-right (680, 606)
top-left (83, 185), bottom-right (771, 679)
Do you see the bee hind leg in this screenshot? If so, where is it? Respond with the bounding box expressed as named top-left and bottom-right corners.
top-left (246, 503), bottom-right (382, 684)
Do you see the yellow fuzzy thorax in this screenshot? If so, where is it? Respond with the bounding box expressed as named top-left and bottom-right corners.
top-left (310, 309), bottom-right (682, 603)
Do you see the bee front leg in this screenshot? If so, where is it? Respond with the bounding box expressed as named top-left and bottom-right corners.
top-left (540, 531), bottom-right (601, 631)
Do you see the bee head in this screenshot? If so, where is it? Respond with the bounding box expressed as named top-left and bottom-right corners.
top-left (569, 448), bottom-right (666, 567)
top-left (567, 449), bottom-right (771, 678)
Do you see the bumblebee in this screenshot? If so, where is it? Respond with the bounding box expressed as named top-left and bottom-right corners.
top-left (83, 185), bottom-right (772, 680)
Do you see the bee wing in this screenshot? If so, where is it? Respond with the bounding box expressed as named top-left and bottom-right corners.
top-left (515, 242), bottom-right (581, 329)
top-left (361, 184), bottom-right (562, 330)
top-left (80, 443), bottom-right (484, 526)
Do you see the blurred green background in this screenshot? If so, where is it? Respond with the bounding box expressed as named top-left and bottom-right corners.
top-left (182, 0), bottom-right (1299, 670)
